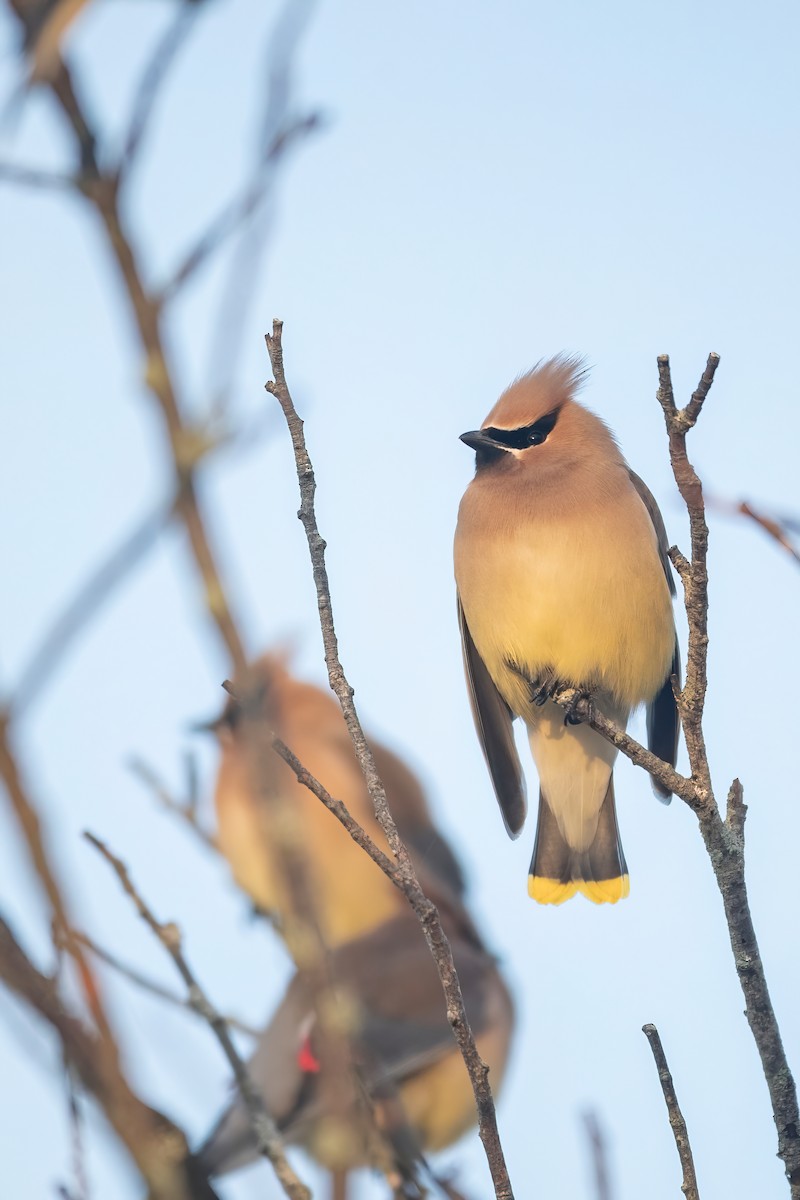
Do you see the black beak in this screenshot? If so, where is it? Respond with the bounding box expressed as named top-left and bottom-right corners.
top-left (459, 429), bottom-right (499, 451)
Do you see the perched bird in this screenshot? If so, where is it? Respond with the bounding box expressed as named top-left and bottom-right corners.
top-left (205, 654), bottom-right (465, 946)
top-left (198, 889), bottom-right (514, 1194)
top-left (454, 358), bottom-right (679, 905)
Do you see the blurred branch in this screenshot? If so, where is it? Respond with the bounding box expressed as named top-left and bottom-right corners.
top-left (0, 911), bottom-right (219, 1200)
top-left (10, 500), bottom-right (170, 717)
top-left (642, 1025), bottom-right (699, 1200)
top-left (706, 495), bottom-right (800, 568)
top-left (84, 832), bottom-right (311, 1200)
top-left (0, 714), bottom-right (113, 1045)
top-left (63, 929), bottom-right (258, 1038)
top-left (552, 355), bottom-right (800, 1196)
top-left (118, 3), bottom-right (200, 177)
top-left (582, 1111), bottom-right (613, 1200)
top-left (0, 161), bottom-right (75, 188)
top-left (264, 319), bottom-right (515, 1200)
top-left (128, 755), bottom-right (219, 853)
top-left (159, 112), bottom-right (320, 304)
top-left (63, 1062), bottom-right (90, 1200)
top-left (5, 0), bottom-right (249, 672)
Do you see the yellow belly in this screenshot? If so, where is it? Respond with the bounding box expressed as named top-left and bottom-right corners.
top-left (455, 507), bottom-right (674, 720)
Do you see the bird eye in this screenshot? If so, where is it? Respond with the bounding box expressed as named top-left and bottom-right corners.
top-left (484, 409), bottom-right (560, 450)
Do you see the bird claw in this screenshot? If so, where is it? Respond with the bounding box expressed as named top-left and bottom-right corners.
top-left (529, 674), bottom-right (557, 706)
top-left (559, 689), bottom-right (591, 726)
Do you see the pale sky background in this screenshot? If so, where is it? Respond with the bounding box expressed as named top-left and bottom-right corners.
top-left (1, 1), bottom-right (799, 1199)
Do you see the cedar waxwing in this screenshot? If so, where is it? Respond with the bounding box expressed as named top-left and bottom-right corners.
top-left (207, 654), bottom-right (465, 947)
top-left (454, 358), bottom-right (680, 905)
top-left (198, 889), bottom-right (514, 1193)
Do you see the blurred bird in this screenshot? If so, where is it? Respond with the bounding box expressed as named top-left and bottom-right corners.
top-left (454, 357), bottom-right (679, 905)
top-left (204, 653), bottom-right (465, 946)
top-left (198, 889), bottom-right (514, 1195)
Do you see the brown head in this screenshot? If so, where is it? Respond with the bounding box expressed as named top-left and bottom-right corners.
top-left (460, 356), bottom-right (625, 491)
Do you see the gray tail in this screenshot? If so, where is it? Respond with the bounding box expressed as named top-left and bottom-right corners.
top-left (528, 778), bottom-right (629, 905)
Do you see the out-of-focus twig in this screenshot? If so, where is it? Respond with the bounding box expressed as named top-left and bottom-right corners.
top-left (160, 113), bottom-right (320, 305)
top-left (0, 912), bottom-right (218, 1200)
top-left (118, 3), bottom-right (200, 176)
top-left (0, 162), bottom-right (76, 188)
top-left (10, 500), bottom-right (170, 717)
top-left (0, 715), bottom-right (113, 1046)
top-left (642, 1025), bottom-right (699, 1200)
top-left (23, 0), bottom-right (93, 86)
top-left (706, 495), bottom-right (800, 567)
top-left (582, 1110), bottom-right (613, 1200)
top-left (64, 1063), bottom-right (90, 1200)
top-left (83, 831), bottom-right (311, 1200)
top-left (264, 319), bottom-right (514, 1200)
top-left (128, 755), bottom-right (219, 852)
top-left (5, 0), bottom-right (251, 673)
top-left (61, 928), bottom-right (258, 1038)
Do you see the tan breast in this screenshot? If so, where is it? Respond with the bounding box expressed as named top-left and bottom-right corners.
top-left (455, 474), bottom-right (675, 716)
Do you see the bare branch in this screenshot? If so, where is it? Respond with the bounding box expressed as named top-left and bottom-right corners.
top-left (642, 1025), bottom-right (700, 1200)
top-left (5, 12), bottom-right (251, 673)
top-left (63, 929), bottom-right (258, 1038)
top-left (10, 500), bottom-right (169, 717)
top-left (0, 714), bottom-right (115, 1047)
top-left (118, 5), bottom-right (199, 176)
top-left (0, 912), bottom-right (219, 1200)
top-left (657, 354), bottom-right (719, 788)
top-left (160, 113), bottom-right (320, 304)
top-left (0, 162), bottom-right (76, 189)
top-left (128, 756), bottom-right (219, 853)
top-left (660, 356), bottom-right (800, 1194)
top-left (63, 1062), bottom-right (90, 1200)
top-left (706, 495), bottom-right (800, 568)
top-left (550, 687), bottom-right (696, 807)
top-left (83, 832), bottom-right (311, 1200)
top-left (264, 319), bottom-right (514, 1200)
top-left (581, 1110), bottom-right (614, 1200)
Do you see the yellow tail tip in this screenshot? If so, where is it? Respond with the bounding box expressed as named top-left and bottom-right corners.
top-left (528, 874), bottom-right (630, 905)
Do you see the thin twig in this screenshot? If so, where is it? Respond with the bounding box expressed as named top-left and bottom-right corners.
top-left (159, 113), bottom-right (320, 304)
top-left (643, 1025), bottom-right (700, 1200)
top-left (83, 831), bottom-right (311, 1200)
top-left (550, 688), bottom-right (695, 806)
top-left (706, 495), bottom-right (800, 567)
top-left (128, 756), bottom-right (219, 852)
top-left (10, 500), bottom-right (170, 717)
top-left (64, 929), bottom-right (258, 1038)
top-left (118, 4), bottom-right (199, 176)
top-left (6, 8), bottom-right (251, 675)
top-left (264, 319), bottom-right (514, 1200)
top-left (582, 1111), bottom-right (613, 1200)
top-left (0, 162), bottom-right (76, 189)
top-left (0, 912), bottom-right (217, 1200)
top-left (64, 1063), bottom-right (90, 1200)
top-left (656, 355), bottom-right (800, 1195)
top-left (0, 715), bottom-right (114, 1047)
top-left (553, 355), bottom-right (800, 1195)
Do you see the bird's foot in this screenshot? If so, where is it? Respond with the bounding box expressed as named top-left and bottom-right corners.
top-left (528, 671), bottom-right (558, 706)
top-left (555, 686), bottom-right (593, 726)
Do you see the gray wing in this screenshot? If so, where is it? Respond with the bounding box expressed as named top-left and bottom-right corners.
top-left (457, 596), bottom-right (527, 838)
top-left (628, 470), bottom-right (681, 800)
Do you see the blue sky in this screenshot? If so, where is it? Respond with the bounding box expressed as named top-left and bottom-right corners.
top-left (1, 1), bottom-right (799, 1198)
